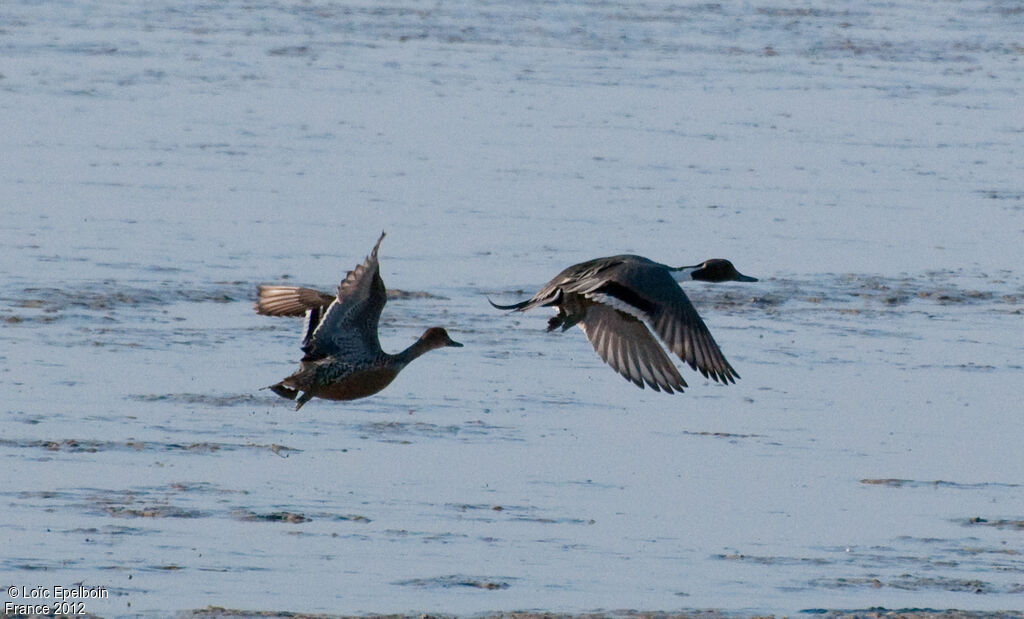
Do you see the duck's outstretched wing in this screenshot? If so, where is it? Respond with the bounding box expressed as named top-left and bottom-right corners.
top-left (587, 263), bottom-right (739, 384)
top-left (255, 286), bottom-right (335, 317)
top-left (255, 286), bottom-right (337, 348)
top-left (303, 232), bottom-right (387, 361)
top-left (578, 303), bottom-right (687, 393)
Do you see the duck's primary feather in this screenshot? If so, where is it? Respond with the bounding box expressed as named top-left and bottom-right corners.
top-left (579, 303), bottom-right (687, 392)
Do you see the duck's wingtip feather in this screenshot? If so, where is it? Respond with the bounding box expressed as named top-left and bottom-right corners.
top-left (370, 231), bottom-right (386, 258)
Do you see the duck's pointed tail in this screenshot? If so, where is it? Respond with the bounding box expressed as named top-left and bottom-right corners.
top-left (266, 383), bottom-right (298, 401)
top-left (487, 296), bottom-right (532, 311)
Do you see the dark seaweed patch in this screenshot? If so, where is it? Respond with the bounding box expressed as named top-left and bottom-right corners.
top-left (232, 510), bottom-right (311, 523)
top-left (387, 288), bottom-right (447, 300)
top-left (230, 509), bottom-right (369, 524)
top-left (808, 574), bottom-right (1024, 594)
top-left (328, 513), bottom-right (371, 523)
top-left (380, 529), bottom-right (467, 543)
top-left (3, 483), bottom-right (379, 532)
top-left (979, 189), bottom-right (1024, 201)
top-left (392, 574), bottom-right (511, 590)
top-left (963, 517), bottom-right (1024, 531)
top-left (0, 281), bottom-right (251, 316)
top-left (353, 419), bottom-right (520, 443)
top-left (716, 553), bottom-right (831, 566)
top-left (68, 525), bottom-right (151, 537)
top-left (104, 505), bottom-right (207, 518)
top-left (749, 271), bottom-right (1023, 319)
top-left (510, 514), bottom-right (594, 525)
top-left (681, 430), bottom-right (764, 439)
top-left (861, 479), bottom-right (1020, 490)
top-left (128, 392), bottom-right (267, 407)
top-left (443, 502), bottom-right (593, 526)
top-left (0, 437), bottom-right (299, 456)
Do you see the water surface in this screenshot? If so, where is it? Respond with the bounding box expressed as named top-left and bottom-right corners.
top-left (2, 0), bottom-right (1022, 616)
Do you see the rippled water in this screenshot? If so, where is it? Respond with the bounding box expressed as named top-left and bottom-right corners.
top-left (2, 0), bottom-right (1023, 616)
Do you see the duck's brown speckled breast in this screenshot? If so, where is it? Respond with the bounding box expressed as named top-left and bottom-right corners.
top-left (313, 366), bottom-right (402, 401)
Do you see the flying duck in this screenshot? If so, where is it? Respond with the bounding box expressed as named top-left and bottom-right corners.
top-left (256, 232), bottom-right (462, 409)
top-left (490, 255), bottom-right (756, 393)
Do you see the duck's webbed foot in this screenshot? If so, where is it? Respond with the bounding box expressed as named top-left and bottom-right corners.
top-left (547, 308), bottom-right (581, 332)
top-left (294, 391), bottom-right (315, 411)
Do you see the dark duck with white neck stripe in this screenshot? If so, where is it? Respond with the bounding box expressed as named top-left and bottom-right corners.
top-left (490, 255), bottom-right (757, 393)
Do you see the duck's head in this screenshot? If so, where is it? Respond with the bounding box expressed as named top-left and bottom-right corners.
top-left (419, 327), bottom-right (464, 349)
top-left (680, 259), bottom-right (758, 283)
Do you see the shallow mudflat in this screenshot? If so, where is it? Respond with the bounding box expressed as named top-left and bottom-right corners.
top-left (2, 0), bottom-right (1022, 617)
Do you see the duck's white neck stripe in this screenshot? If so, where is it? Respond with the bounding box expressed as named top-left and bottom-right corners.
top-left (671, 266), bottom-right (698, 282)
